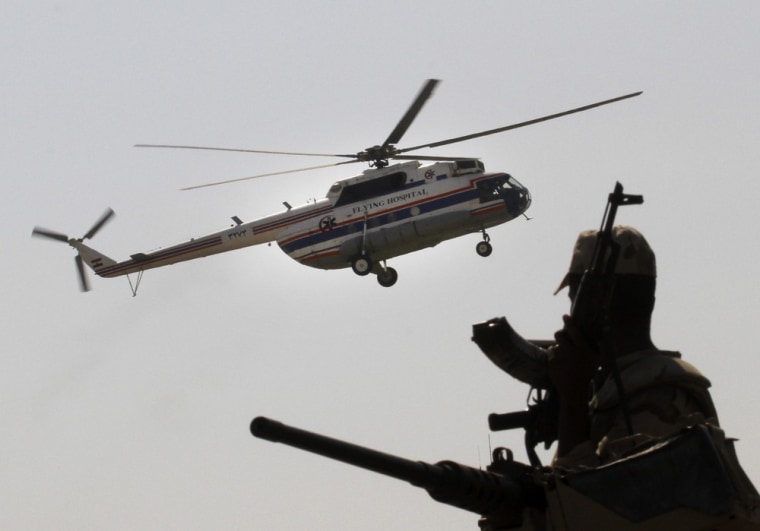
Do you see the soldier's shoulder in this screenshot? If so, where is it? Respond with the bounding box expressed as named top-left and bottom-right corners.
top-left (594, 350), bottom-right (712, 409)
top-left (620, 349), bottom-right (712, 392)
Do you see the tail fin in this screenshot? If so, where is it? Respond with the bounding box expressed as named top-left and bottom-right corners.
top-left (32, 207), bottom-right (116, 292)
top-left (71, 241), bottom-right (117, 273)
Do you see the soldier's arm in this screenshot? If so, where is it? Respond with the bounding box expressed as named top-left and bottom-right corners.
top-left (549, 315), bottom-right (601, 458)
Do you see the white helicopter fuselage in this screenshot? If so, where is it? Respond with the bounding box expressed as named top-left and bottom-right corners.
top-left (74, 159), bottom-right (530, 288)
top-left (276, 160), bottom-right (529, 270)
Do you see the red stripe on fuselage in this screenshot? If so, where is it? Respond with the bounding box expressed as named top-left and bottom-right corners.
top-left (251, 205), bottom-right (333, 234)
top-left (97, 236), bottom-right (223, 277)
top-left (472, 202), bottom-right (506, 217)
top-left (277, 175), bottom-right (497, 247)
top-left (300, 247), bottom-right (342, 263)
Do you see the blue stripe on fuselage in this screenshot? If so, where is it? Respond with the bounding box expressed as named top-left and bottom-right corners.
top-left (278, 176), bottom-right (499, 256)
top-left (252, 204), bottom-right (334, 234)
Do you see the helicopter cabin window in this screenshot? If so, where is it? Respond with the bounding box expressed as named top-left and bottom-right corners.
top-left (453, 160), bottom-right (485, 176)
top-left (335, 172), bottom-right (407, 207)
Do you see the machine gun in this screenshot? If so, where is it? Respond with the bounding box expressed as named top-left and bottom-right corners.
top-left (250, 416), bottom-right (756, 530)
top-left (250, 416), bottom-right (546, 530)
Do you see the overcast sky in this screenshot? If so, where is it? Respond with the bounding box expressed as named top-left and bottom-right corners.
top-left (4, 2), bottom-right (760, 529)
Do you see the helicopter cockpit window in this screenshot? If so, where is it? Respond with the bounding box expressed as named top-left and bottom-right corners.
top-left (477, 175), bottom-right (514, 203)
top-left (335, 172), bottom-right (407, 206)
top-left (505, 174), bottom-right (526, 190)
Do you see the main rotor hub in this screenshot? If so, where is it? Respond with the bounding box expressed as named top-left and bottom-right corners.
top-left (356, 144), bottom-right (400, 168)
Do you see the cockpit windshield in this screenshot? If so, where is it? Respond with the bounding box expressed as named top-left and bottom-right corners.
top-left (505, 174), bottom-right (526, 190)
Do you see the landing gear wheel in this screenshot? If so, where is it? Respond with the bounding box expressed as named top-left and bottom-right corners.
top-left (476, 241), bottom-right (493, 257)
top-left (377, 267), bottom-right (398, 287)
top-left (351, 256), bottom-right (373, 276)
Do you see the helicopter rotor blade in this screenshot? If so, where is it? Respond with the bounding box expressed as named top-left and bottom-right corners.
top-left (82, 208), bottom-right (115, 240)
top-left (398, 91), bottom-right (643, 154)
top-left (75, 254), bottom-right (91, 292)
top-left (382, 79), bottom-right (440, 148)
top-left (135, 144), bottom-right (357, 159)
top-left (32, 227), bottom-right (70, 243)
top-left (391, 154), bottom-right (477, 162)
top-left (181, 160), bottom-right (362, 191)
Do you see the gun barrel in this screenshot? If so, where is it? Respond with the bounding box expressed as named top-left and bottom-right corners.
top-left (251, 417), bottom-right (526, 520)
top-left (489, 411), bottom-right (532, 432)
top-left (252, 416), bottom-right (438, 485)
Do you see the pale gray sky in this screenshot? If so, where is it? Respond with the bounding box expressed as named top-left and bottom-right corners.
top-left (4, 2), bottom-right (760, 529)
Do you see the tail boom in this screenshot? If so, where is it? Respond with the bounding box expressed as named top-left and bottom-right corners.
top-left (91, 222), bottom-right (280, 279)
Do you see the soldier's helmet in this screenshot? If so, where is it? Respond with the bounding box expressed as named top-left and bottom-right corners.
top-left (554, 225), bottom-right (656, 294)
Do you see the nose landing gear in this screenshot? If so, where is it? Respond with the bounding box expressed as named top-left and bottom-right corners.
top-left (476, 229), bottom-right (493, 257)
top-left (351, 255), bottom-right (373, 276)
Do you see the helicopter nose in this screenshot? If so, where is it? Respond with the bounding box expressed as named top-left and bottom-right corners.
top-left (519, 188), bottom-right (532, 213)
top-left (505, 186), bottom-right (531, 216)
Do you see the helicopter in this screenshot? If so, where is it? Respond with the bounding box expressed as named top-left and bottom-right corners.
top-left (32, 80), bottom-right (641, 293)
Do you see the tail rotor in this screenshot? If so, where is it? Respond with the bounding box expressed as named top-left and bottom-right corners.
top-left (74, 254), bottom-right (90, 292)
top-left (82, 208), bottom-right (116, 240)
top-left (32, 208), bottom-right (115, 292)
top-left (30, 227), bottom-right (70, 243)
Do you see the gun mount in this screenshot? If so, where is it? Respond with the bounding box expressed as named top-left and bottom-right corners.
top-left (251, 417), bottom-right (759, 530)
top-left (251, 417), bottom-right (545, 530)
